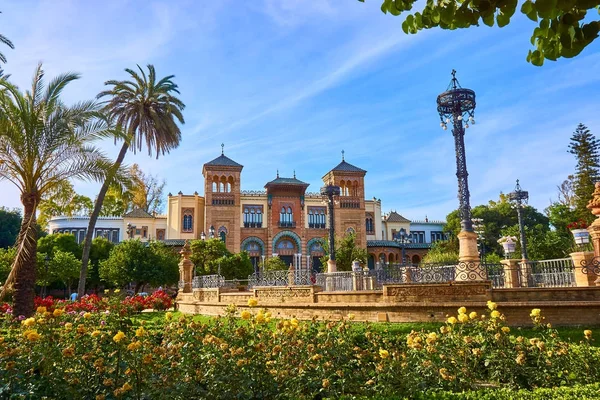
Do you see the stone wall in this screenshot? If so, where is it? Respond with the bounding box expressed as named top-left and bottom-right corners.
top-left (177, 282), bottom-right (600, 326)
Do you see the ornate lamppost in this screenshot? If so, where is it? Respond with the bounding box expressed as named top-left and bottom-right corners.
top-left (437, 70), bottom-right (480, 271)
top-left (321, 184), bottom-right (341, 273)
top-left (393, 228), bottom-right (410, 264)
top-left (508, 179), bottom-right (529, 261)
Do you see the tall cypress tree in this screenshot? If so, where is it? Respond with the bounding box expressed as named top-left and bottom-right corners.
top-left (568, 123), bottom-right (600, 223)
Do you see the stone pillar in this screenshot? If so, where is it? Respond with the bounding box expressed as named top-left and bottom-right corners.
top-left (570, 251), bottom-right (596, 287)
top-left (583, 182), bottom-right (600, 286)
top-left (178, 240), bottom-right (194, 293)
top-left (456, 230), bottom-right (484, 281)
top-left (327, 259), bottom-right (337, 273)
top-left (518, 260), bottom-right (532, 288)
top-left (500, 259), bottom-right (521, 288)
top-left (351, 260), bottom-right (362, 291)
top-left (288, 263), bottom-right (295, 286)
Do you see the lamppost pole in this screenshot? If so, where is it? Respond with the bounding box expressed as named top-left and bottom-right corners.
top-left (393, 228), bottom-right (409, 265)
top-left (437, 70), bottom-right (481, 275)
top-left (508, 179), bottom-right (529, 261)
top-left (321, 184), bottom-right (341, 273)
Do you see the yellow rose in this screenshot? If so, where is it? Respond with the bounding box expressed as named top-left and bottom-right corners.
top-left (91, 330), bottom-right (101, 338)
top-left (447, 316), bottom-right (457, 324)
top-left (366, 379), bottom-right (375, 385)
top-left (83, 312), bottom-right (92, 319)
top-left (165, 312), bottom-right (173, 321)
top-left (469, 311), bottom-right (477, 320)
top-left (290, 318), bottom-right (299, 327)
top-left (21, 317), bottom-right (36, 327)
top-left (53, 308), bottom-right (64, 317)
top-left (458, 307), bottom-right (467, 315)
top-left (379, 349), bottom-right (389, 359)
top-left (530, 308), bottom-right (541, 317)
top-left (490, 310), bottom-right (500, 319)
top-left (255, 312), bottom-right (266, 324)
top-left (348, 313), bottom-right (356, 321)
top-left (240, 310), bottom-right (251, 320)
top-left (114, 289), bottom-right (121, 294)
top-left (584, 330), bottom-right (592, 339)
top-left (458, 314), bottom-right (469, 323)
top-left (23, 329), bottom-right (41, 341)
top-left (322, 379), bottom-right (330, 388)
top-left (428, 332), bottom-right (438, 341)
top-left (113, 331), bottom-right (126, 343)
top-left (64, 322), bottom-right (73, 330)
top-left (36, 306), bottom-right (47, 314)
top-left (104, 289), bottom-right (110, 294)
top-left (502, 326), bottom-right (510, 333)
top-left (487, 301), bottom-right (497, 310)
top-left (136, 326), bottom-right (146, 337)
top-left (127, 341), bottom-right (141, 351)
top-left (122, 382), bottom-right (132, 391)
top-left (247, 298), bottom-right (258, 307)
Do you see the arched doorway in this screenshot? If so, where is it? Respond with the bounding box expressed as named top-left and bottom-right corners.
top-left (307, 238), bottom-right (325, 273)
top-left (241, 237), bottom-right (265, 274)
top-left (412, 254), bottom-right (421, 264)
top-left (368, 254), bottom-right (375, 270)
top-left (273, 231), bottom-right (302, 269)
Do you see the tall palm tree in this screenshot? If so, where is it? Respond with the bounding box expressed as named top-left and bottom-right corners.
top-left (0, 64), bottom-right (113, 316)
top-left (0, 11), bottom-right (15, 77)
top-left (78, 65), bottom-right (185, 297)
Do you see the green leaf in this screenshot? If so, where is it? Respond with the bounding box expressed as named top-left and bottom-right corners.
top-left (560, 32), bottom-right (572, 48)
top-left (535, 0), bottom-right (558, 19)
top-left (530, 49), bottom-right (544, 66)
top-left (402, 20), bottom-right (410, 34)
top-left (431, 8), bottom-right (441, 24)
top-left (497, 12), bottom-right (511, 28)
top-left (521, 0), bottom-right (534, 14)
top-left (482, 12), bottom-right (495, 27)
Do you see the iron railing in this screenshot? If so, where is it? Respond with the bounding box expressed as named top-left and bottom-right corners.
top-left (192, 275), bottom-right (247, 289)
top-left (248, 270), bottom-right (314, 287)
top-left (525, 258), bottom-right (575, 288)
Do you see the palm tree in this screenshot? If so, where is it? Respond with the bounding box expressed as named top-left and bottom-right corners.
top-left (0, 11), bottom-right (15, 77)
top-left (0, 64), bottom-right (113, 316)
top-left (78, 65), bottom-right (185, 297)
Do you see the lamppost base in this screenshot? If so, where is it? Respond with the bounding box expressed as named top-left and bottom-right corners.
top-left (456, 230), bottom-right (484, 281)
top-left (327, 259), bottom-right (337, 273)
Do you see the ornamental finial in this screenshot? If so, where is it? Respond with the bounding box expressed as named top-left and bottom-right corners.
top-left (293, 170), bottom-right (296, 178)
top-left (342, 149), bottom-right (345, 161)
top-left (221, 143), bottom-right (224, 155)
top-left (277, 169), bottom-right (279, 178)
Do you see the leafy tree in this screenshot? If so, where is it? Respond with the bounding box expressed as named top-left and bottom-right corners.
top-left (49, 250), bottom-right (80, 295)
top-left (209, 252), bottom-right (254, 279)
top-left (190, 239), bottom-right (229, 275)
top-left (422, 239), bottom-right (459, 264)
top-left (99, 240), bottom-right (178, 293)
top-left (366, 0), bottom-right (600, 66)
top-left (38, 233), bottom-right (82, 259)
top-left (0, 207), bottom-right (21, 248)
top-left (79, 65), bottom-right (185, 298)
top-left (130, 163), bottom-right (166, 214)
top-left (100, 185), bottom-right (132, 216)
top-left (569, 123), bottom-right (600, 223)
top-left (88, 237), bottom-right (114, 291)
top-left (264, 256), bottom-right (288, 271)
top-left (545, 202), bottom-right (578, 237)
top-left (556, 175), bottom-right (576, 207)
top-left (0, 65), bottom-right (112, 316)
top-left (37, 181), bottom-right (93, 228)
top-left (0, 247), bottom-right (16, 284)
top-left (321, 233), bottom-right (368, 271)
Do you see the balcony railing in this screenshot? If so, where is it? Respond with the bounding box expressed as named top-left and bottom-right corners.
top-left (211, 194), bottom-right (235, 206)
top-left (340, 197), bottom-right (361, 209)
top-left (278, 221), bottom-right (296, 228)
top-left (243, 222), bottom-right (263, 228)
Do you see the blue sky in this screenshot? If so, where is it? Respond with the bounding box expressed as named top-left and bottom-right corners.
top-left (1, 0), bottom-right (599, 221)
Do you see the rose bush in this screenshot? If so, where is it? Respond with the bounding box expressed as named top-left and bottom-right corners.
top-left (0, 302), bottom-right (598, 399)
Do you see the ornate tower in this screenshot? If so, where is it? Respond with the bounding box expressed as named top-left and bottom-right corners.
top-left (202, 145), bottom-right (243, 253)
top-left (321, 151), bottom-right (367, 249)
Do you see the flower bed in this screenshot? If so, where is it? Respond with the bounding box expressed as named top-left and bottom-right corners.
top-left (0, 300), bottom-right (598, 399)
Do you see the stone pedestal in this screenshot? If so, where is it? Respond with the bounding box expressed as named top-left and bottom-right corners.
top-left (456, 230), bottom-right (484, 281)
top-left (178, 241), bottom-right (194, 293)
top-left (288, 264), bottom-right (295, 286)
top-left (500, 259), bottom-right (521, 288)
top-left (327, 259), bottom-right (337, 273)
top-left (570, 251), bottom-right (597, 287)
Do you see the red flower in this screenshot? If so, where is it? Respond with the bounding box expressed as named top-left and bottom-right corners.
top-left (567, 220), bottom-right (588, 230)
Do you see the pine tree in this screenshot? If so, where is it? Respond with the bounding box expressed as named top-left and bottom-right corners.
top-left (568, 123), bottom-right (600, 223)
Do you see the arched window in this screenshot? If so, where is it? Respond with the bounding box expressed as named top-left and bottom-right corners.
top-left (279, 206), bottom-right (294, 227)
top-left (220, 231), bottom-right (226, 242)
top-left (212, 182), bottom-right (218, 192)
top-left (182, 208), bottom-right (194, 233)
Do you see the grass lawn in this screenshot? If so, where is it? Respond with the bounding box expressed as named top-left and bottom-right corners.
top-left (134, 311), bottom-right (600, 345)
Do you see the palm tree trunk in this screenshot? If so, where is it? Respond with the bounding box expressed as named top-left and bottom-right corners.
top-left (12, 192), bottom-right (40, 317)
top-left (78, 142), bottom-right (129, 298)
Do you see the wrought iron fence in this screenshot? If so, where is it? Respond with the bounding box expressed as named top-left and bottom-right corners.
top-left (525, 258), bottom-right (575, 288)
top-left (192, 275), bottom-right (247, 289)
top-left (580, 256), bottom-right (600, 282)
top-left (248, 270), bottom-right (315, 288)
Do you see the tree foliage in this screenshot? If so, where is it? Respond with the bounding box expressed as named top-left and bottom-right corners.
top-left (129, 163), bottom-right (166, 214)
top-left (190, 239), bottom-right (229, 275)
top-left (99, 240), bottom-right (178, 292)
top-left (0, 207), bottom-right (21, 248)
top-left (37, 181), bottom-right (93, 228)
top-left (0, 11), bottom-right (14, 71)
top-left (37, 233), bottom-right (82, 259)
top-left (321, 233), bottom-right (368, 271)
top-left (48, 250), bottom-right (80, 294)
top-left (88, 237), bottom-right (114, 289)
top-left (210, 252), bottom-right (254, 280)
top-left (366, 0), bottom-right (600, 66)
top-left (264, 256), bottom-right (288, 271)
top-left (569, 123), bottom-right (600, 223)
